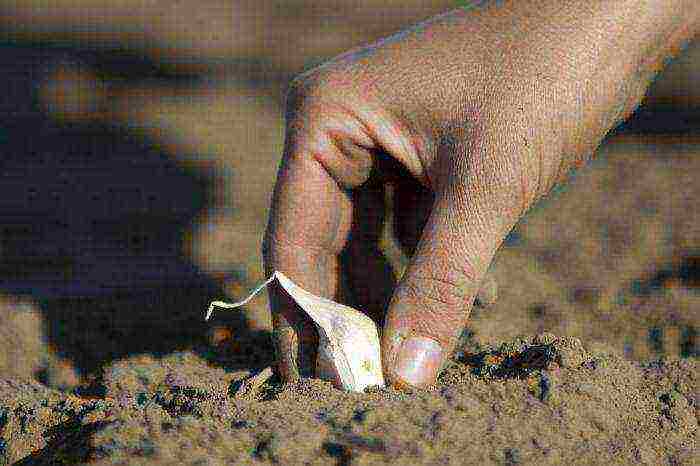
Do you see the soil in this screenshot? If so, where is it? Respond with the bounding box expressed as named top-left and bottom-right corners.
top-left (1, 333), bottom-right (696, 465)
top-left (0, 3), bottom-right (699, 464)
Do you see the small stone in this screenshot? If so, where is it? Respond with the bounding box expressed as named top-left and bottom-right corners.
top-left (552, 338), bottom-right (588, 368)
top-left (504, 447), bottom-right (522, 465)
top-left (44, 357), bottom-right (81, 391)
top-left (532, 333), bottom-right (558, 346)
top-left (116, 392), bottom-right (133, 409)
top-left (164, 372), bottom-right (188, 389)
top-left (660, 390), bottom-right (687, 408)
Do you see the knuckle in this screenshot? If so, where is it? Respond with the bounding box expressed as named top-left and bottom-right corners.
top-left (284, 74), bottom-right (320, 118)
top-left (285, 68), bottom-right (332, 109)
top-left (406, 268), bottom-right (477, 313)
top-left (284, 83), bottom-right (378, 190)
top-left (287, 67), bottom-right (318, 95)
top-left (404, 280), bottom-right (456, 309)
top-left (398, 274), bottom-right (471, 345)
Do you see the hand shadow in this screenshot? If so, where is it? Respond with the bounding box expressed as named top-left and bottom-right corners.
top-left (338, 152), bottom-right (434, 329)
top-left (0, 42), bottom-right (272, 385)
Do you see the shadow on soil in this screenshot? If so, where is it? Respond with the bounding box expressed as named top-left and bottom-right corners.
top-left (0, 42), bottom-right (271, 385)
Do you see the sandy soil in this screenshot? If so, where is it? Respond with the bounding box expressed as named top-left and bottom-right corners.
top-left (1, 131), bottom-right (698, 464)
top-left (0, 333), bottom-right (696, 465)
top-left (0, 2), bottom-right (698, 464)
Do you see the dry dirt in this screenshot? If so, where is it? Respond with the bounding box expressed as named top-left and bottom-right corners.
top-left (1, 333), bottom-right (696, 465)
top-left (0, 2), bottom-right (699, 464)
top-left (1, 133), bottom-right (698, 465)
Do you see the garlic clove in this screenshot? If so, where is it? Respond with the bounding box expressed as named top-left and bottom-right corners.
top-left (206, 271), bottom-right (385, 392)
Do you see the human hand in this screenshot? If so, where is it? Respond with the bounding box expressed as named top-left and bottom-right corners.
top-left (263, 0), bottom-right (699, 388)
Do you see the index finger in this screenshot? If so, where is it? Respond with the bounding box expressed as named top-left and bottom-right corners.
top-left (263, 128), bottom-right (374, 381)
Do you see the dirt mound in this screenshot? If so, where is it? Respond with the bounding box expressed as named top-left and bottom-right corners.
top-left (1, 333), bottom-right (695, 465)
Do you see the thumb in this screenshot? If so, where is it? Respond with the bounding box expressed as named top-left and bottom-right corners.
top-left (382, 178), bottom-right (505, 389)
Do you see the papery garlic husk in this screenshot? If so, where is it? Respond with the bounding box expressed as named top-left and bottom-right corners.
top-left (206, 271), bottom-right (385, 392)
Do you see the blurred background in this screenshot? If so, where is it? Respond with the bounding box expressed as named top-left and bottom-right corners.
top-left (0, 1), bottom-right (697, 391)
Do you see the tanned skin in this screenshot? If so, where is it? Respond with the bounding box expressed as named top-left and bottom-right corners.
top-left (263, 0), bottom-right (700, 387)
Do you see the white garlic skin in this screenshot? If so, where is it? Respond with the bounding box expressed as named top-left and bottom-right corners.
top-left (273, 272), bottom-right (385, 392)
top-left (315, 311), bottom-right (385, 392)
top-left (206, 271), bottom-right (386, 393)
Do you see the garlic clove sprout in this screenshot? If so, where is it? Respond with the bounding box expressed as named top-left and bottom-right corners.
top-left (206, 271), bottom-right (385, 392)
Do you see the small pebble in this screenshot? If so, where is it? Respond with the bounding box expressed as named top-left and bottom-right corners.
top-left (164, 372), bottom-right (188, 389)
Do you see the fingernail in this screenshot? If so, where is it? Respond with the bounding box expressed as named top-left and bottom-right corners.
top-left (393, 336), bottom-right (443, 387)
